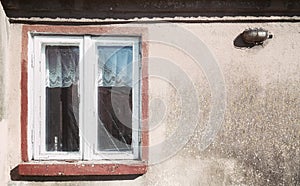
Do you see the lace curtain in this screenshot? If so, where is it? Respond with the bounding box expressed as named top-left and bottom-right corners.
top-left (46, 46), bottom-right (79, 88)
top-left (45, 46), bottom-right (80, 151)
top-left (45, 45), bottom-right (133, 87)
top-left (98, 46), bottom-right (133, 87)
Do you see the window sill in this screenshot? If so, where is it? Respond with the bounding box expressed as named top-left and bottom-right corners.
top-left (16, 161), bottom-right (147, 176)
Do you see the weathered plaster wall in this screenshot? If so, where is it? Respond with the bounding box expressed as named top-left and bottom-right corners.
top-left (3, 21), bottom-right (300, 185)
top-left (0, 2), bottom-right (9, 186)
top-left (146, 23), bottom-right (300, 186)
top-left (0, 0), bottom-right (9, 120)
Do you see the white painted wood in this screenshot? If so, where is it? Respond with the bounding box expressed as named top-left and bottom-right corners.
top-left (27, 33), bottom-right (34, 160)
top-left (91, 36), bottom-right (141, 160)
top-left (31, 36), bottom-right (83, 160)
top-left (132, 38), bottom-right (141, 159)
top-left (29, 35), bottom-right (141, 161)
top-left (82, 35), bottom-right (97, 160)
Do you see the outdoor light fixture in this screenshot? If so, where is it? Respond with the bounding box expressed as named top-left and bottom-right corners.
top-left (242, 28), bottom-right (272, 45)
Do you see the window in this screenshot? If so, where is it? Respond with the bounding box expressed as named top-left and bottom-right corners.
top-left (29, 35), bottom-right (142, 161)
top-left (16, 26), bottom-right (148, 178)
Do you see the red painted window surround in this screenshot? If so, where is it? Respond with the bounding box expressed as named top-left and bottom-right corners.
top-left (19, 25), bottom-right (149, 177)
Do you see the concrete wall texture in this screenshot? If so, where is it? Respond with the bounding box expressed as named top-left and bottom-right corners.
top-left (1, 4), bottom-right (300, 186)
top-left (0, 0), bottom-right (8, 120)
top-left (0, 2), bottom-right (9, 185)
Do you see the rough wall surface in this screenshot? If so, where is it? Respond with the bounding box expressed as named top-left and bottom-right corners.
top-left (2, 21), bottom-right (300, 185)
top-left (146, 23), bottom-right (300, 186)
top-left (0, 2), bottom-right (9, 186)
top-left (0, 0), bottom-right (8, 120)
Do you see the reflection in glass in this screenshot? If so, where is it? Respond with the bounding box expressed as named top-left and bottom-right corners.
top-left (97, 46), bottom-right (133, 152)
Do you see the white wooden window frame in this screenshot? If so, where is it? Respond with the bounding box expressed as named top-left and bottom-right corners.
top-left (28, 34), bottom-right (141, 161)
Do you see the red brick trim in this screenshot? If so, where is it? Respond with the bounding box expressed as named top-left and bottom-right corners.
top-left (20, 25), bottom-right (149, 176)
top-left (18, 163), bottom-right (147, 176)
top-left (21, 27), bottom-right (29, 162)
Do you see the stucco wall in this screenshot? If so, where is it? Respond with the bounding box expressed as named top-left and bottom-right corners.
top-left (0, 1), bottom-right (9, 120)
top-left (0, 2), bottom-right (9, 185)
top-left (2, 21), bottom-right (300, 185)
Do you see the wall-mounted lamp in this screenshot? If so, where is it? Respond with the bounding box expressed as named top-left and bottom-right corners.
top-left (242, 28), bottom-right (273, 45)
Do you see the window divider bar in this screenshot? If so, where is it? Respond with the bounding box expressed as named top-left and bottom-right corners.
top-left (82, 35), bottom-right (96, 160)
top-left (78, 37), bottom-right (85, 160)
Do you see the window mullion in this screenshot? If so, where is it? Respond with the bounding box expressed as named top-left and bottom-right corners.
top-left (78, 38), bottom-right (85, 160)
top-left (82, 36), bottom-right (97, 160)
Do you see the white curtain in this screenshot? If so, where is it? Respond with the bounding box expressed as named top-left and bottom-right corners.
top-left (98, 46), bottom-right (133, 87)
top-left (46, 46), bottom-right (79, 88)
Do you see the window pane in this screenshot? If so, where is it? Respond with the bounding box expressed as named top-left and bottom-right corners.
top-left (45, 46), bottom-right (80, 152)
top-left (97, 46), bottom-right (133, 152)
top-left (97, 46), bottom-right (133, 87)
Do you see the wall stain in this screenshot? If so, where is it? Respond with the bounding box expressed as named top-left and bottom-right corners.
top-left (179, 64), bottom-right (300, 185)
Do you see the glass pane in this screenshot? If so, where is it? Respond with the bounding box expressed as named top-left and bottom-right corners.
top-left (97, 46), bottom-right (133, 152)
top-left (98, 46), bottom-right (133, 87)
top-left (45, 46), bottom-right (80, 152)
